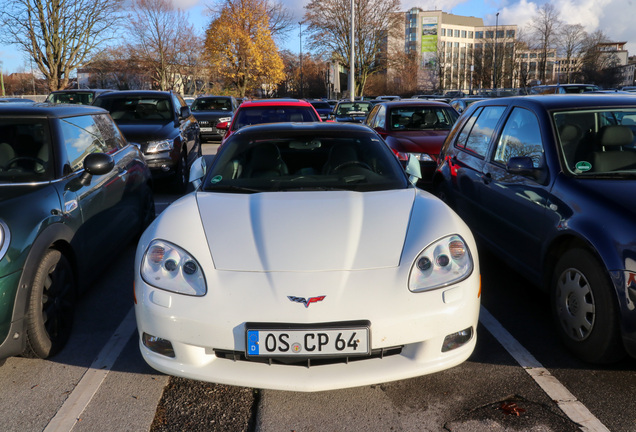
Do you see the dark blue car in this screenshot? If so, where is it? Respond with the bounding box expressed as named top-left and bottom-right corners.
top-left (434, 94), bottom-right (636, 364)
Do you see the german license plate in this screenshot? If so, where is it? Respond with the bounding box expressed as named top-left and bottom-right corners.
top-left (200, 127), bottom-right (213, 132)
top-left (246, 325), bottom-right (370, 357)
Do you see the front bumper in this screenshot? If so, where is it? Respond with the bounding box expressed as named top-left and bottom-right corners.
top-left (144, 151), bottom-right (178, 178)
top-left (134, 267), bottom-right (481, 392)
top-left (0, 271), bottom-right (25, 360)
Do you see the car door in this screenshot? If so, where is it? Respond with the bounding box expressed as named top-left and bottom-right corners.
top-left (57, 114), bottom-right (129, 273)
top-left (173, 93), bottom-right (199, 162)
top-left (478, 106), bottom-right (553, 276)
top-left (444, 105), bottom-right (507, 235)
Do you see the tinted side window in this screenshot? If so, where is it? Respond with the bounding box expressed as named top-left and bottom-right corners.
top-left (494, 107), bottom-right (544, 167)
top-left (93, 114), bottom-right (124, 152)
top-left (60, 115), bottom-right (108, 172)
top-left (458, 106), bottom-right (506, 157)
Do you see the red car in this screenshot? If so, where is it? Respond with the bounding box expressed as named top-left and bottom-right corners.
top-left (216, 99), bottom-right (322, 144)
top-left (364, 100), bottom-right (459, 187)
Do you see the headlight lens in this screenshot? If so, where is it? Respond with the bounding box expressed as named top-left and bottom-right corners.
top-left (141, 240), bottom-right (206, 296)
top-left (146, 139), bottom-right (174, 154)
top-left (0, 221), bottom-right (9, 261)
top-left (393, 150), bottom-right (434, 163)
top-left (408, 235), bottom-right (473, 292)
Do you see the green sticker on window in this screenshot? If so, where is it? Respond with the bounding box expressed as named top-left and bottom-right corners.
top-left (575, 161), bottom-right (592, 172)
top-left (211, 175), bottom-right (223, 183)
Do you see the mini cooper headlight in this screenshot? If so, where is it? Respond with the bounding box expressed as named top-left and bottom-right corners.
top-left (0, 221), bottom-right (9, 261)
top-left (408, 235), bottom-right (473, 292)
top-left (146, 139), bottom-right (174, 154)
top-left (141, 240), bottom-right (206, 296)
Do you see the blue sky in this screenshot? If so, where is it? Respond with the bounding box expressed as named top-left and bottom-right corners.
top-left (1, 0), bottom-right (634, 75)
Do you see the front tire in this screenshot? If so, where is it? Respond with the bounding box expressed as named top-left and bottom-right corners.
top-left (23, 250), bottom-right (76, 359)
top-left (551, 248), bottom-right (625, 363)
top-left (173, 151), bottom-right (188, 193)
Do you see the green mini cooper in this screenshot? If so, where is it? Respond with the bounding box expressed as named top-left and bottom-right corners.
top-left (0, 103), bottom-right (154, 361)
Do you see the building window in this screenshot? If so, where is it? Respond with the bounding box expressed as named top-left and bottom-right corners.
top-left (468, 31), bottom-right (473, 38)
top-left (461, 30), bottom-right (467, 38)
top-left (496, 30), bottom-right (504, 38)
top-left (475, 31), bottom-right (483, 39)
top-left (454, 29), bottom-right (460, 37)
top-left (486, 31), bottom-right (494, 38)
top-left (441, 28), bottom-right (446, 36)
top-left (506, 30), bottom-right (515, 38)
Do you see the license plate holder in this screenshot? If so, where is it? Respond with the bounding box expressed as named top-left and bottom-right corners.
top-left (245, 321), bottom-right (370, 358)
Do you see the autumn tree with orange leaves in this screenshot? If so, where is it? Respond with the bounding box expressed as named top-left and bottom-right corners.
top-left (205, 0), bottom-right (286, 97)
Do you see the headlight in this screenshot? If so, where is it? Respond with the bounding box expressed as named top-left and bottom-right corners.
top-left (0, 221), bottom-right (9, 261)
top-left (146, 139), bottom-right (174, 154)
top-left (393, 150), bottom-right (434, 163)
top-left (141, 240), bottom-right (206, 296)
top-left (408, 235), bottom-right (473, 292)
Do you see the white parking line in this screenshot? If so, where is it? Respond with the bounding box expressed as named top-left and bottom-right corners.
top-left (44, 308), bottom-right (137, 432)
top-left (480, 306), bottom-right (610, 432)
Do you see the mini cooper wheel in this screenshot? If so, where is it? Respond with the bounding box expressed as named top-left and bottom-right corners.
top-left (551, 248), bottom-right (624, 363)
top-left (23, 250), bottom-right (76, 359)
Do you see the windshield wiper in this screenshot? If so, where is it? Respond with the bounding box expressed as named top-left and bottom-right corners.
top-left (204, 184), bottom-right (262, 193)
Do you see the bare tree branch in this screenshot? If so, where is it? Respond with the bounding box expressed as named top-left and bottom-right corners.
top-left (0, 0), bottom-right (123, 91)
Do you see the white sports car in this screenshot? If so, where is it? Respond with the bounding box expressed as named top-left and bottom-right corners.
top-left (134, 122), bottom-right (480, 392)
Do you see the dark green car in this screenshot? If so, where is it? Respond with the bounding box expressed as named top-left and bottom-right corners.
top-left (0, 103), bottom-right (154, 361)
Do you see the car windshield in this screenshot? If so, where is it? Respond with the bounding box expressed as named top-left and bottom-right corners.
top-left (555, 108), bottom-right (636, 176)
top-left (46, 92), bottom-right (95, 105)
top-left (0, 119), bottom-right (53, 183)
top-left (203, 129), bottom-right (409, 193)
top-left (232, 106), bottom-right (318, 130)
top-left (94, 96), bottom-right (172, 123)
top-left (191, 98), bottom-right (232, 111)
top-left (389, 106), bottom-right (459, 131)
top-left (336, 102), bottom-right (372, 116)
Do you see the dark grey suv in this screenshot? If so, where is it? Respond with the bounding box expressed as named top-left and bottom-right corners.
top-left (94, 90), bottom-right (201, 191)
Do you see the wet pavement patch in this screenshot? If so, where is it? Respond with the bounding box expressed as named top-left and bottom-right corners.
top-left (444, 395), bottom-right (581, 431)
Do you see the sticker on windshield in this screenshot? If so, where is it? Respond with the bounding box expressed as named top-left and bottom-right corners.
top-left (575, 161), bottom-right (592, 172)
top-left (211, 175), bottom-right (223, 183)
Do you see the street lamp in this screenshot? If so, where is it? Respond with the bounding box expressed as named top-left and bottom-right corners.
top-left (299, 22), bottom-right (303, 99)
top-left (493, 12), bottom-right (499, 90)
top-left (349, 0), bottom-right (355, 102)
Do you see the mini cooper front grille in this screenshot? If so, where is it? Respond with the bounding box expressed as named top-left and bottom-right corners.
top-left (213, 346), bottom-right (403, 367)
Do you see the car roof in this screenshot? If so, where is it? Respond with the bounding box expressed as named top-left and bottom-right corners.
top-left (49, 89), bottom-right (113, 95)
top-left (240, 99), bottom-right (313, 107)
top-left (475, 94), bottom-right (636, 110)
top-left (94, 90), bottom-right (173, 98)
top-left (195, 95), bottom-right (233, 99)
top-left (373, 100), bottom-right (453, 108)
top-left (231, 121), bottom-right (375, 137)
top-left (0, 102), bottom-right (108, 117)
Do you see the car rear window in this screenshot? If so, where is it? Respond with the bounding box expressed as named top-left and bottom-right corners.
top-left (232, 107), bottom-right (319, 130)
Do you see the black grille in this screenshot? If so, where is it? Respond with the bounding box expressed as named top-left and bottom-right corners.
top-left (214, 346), bottom-right (403, 367)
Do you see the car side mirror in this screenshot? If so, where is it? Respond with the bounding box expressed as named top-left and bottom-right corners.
top-left (405, 154), bottom-right (422, 185)
top-left (179, 105), bottom-right (191, 119)
top-left (188, 156), bottom-right (207, 188)
top-left (507, 156), bottom-right (547, 183)
top-left (78, 152), bottom-right (115, 186)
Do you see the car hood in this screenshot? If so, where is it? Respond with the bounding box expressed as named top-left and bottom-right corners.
top-left (386, 131), bottom-right (449, 155)
top-left (196, 189), bottom-right (415, 272)
top-left (116, 122), bottom-right (176, 144)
